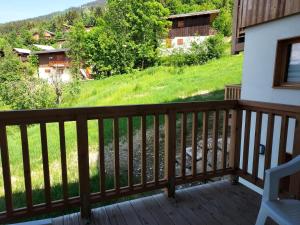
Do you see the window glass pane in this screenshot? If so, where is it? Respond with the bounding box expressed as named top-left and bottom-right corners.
top-left (287, 43), bottom-right (300, 82)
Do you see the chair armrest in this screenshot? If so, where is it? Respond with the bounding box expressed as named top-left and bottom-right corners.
top-left (263, 156), bottom-right (300, 201)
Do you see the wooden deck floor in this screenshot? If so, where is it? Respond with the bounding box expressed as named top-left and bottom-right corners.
top-left (52, 180), bottom-right (273, 225)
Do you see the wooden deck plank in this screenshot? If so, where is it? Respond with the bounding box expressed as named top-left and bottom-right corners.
top-left (117, 201), bottom-right (142, 225)
top-left (211, 182), bottom-right (260, 223)
top-left (184, 183), bottom-right (239, 225)
top-left (92, 207), bottom-right (111, 225)
top-left (205, 182), bottom-right (258, 225)
top-left (140, 195), bottom-right (174, 225)
top-left (105, 204), bottom-right (128, 225)
top-left (52, 180), bottom-right (263, 225)
top-left (153, 194), bottom-right (190, 225)
top-left (130, 198), bottom-right (159, 225)
top-left (177, 189), bottom-right (222, 225)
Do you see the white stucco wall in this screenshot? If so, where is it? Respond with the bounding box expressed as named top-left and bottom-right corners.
top-left (160, 36), bottom-right (208, 55)
top-left (239, 14), bottom-right (300, 192)
top-left (242, 14), bottom-right (300, 105)
top-left (39, 67), bottom-right (72, 83)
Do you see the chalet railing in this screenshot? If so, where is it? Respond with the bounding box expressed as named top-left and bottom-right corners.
top-left (237, 101), bottom-right (300, 198)
top-left (0, 100), bottom-right (299, 223)
top-left (168, 25), bottom-right (216, 38)
top-left (224, 84), bottom-right (241, 100)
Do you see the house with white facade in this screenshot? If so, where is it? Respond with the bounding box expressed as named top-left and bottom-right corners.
top-left (162, 10), bottom-right (219, 54)
top-left (34, 49), bottom-right (72, 83)
top-left (231, 0), bottom-right (300, 197)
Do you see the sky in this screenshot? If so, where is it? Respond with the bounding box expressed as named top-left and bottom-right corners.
top-left (0, 0), bottom-right (93, 24)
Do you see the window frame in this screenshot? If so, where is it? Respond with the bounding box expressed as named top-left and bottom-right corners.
top-left (273, 36), bottom-right (300, 89)
top-left (177, 20), bottom-right (185, 28)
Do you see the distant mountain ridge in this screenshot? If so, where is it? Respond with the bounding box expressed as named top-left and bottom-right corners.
top-left (0, 0), bottom-right (106, 25)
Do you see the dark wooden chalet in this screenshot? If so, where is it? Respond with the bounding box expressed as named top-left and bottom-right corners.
top-left (168, 10), bottom-right (219, 39)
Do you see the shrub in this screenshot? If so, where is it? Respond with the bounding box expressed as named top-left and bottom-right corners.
top-left (0, 50), bottom-right (56, 110)
top-left (161, 34), bottom-right (225, 67)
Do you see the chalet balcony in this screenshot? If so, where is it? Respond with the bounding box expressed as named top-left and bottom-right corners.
top-left (0, 100), bottom-right (299, 224)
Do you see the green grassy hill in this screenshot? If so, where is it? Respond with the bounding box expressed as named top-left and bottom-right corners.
top-left (0, 53), bottom-right (243, 216)
top-left (63, 54), bottom-right (243, 107)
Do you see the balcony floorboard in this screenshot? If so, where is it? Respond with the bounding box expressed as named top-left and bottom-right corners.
top-left (52, 180), bottom-right (276, 225)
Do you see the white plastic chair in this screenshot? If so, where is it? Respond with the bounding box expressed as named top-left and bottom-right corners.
top-left (256, 156), bottom-right (300, 225)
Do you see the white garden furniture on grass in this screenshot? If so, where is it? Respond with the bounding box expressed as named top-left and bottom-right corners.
top-left (256, 156), bottom-right (300, 225)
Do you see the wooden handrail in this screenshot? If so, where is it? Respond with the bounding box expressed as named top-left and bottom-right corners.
top-left (1, 99), bottom-right (300, 223)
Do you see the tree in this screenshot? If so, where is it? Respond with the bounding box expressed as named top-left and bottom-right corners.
top-left (0, 49), bottom-right (56, 110)
top-left (213, 8), bottom-right (232, 36)
top-left (67, 0), bottom-right (170, 76)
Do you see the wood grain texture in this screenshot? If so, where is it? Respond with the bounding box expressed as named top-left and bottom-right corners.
top-left (20, 124), bottom-right (33, 209)
top-left (40, 123), bottom-right (51, 206)
top-left (52, 180), bottom-right (264, 225)
top-left (0, 124), bottom-right (13, 214)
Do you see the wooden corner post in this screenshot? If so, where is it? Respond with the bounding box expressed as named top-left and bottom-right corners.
top-left (76, 116), bottom-right (91, 220)
top-left (165, 111), bottom-right (177, 198)
top-left (229, 109), bottom-right (243, 184)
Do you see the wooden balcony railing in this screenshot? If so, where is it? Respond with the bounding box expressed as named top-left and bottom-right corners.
top-left (0, 100), bottom-right (299, 223)
top-left (225, 84), bottom-right (241, 100)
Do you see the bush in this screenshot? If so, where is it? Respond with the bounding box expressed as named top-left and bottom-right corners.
top-left (161, 34), bottom-right (225, 67)
top-left (1, 79), bottom-right (56, 110)
top-left (0, 50), bottom-right (56, 110)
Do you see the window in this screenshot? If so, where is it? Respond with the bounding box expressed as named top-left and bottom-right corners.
top-left (166, 38), bottom-right (172, 48)
top-left (178, 20), bottom-right (184, 28)
top-left (177, 38), bottom-right (184, 45)
top-left (274, 36), bottom-right (300, 89)
top-left (45, 69), bottom-right (51, 73)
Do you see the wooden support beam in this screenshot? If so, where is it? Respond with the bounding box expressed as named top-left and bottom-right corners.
top-left (76, 116), bottom-right (91, 220)
top-left (164, 112), bottom-right (177, 198)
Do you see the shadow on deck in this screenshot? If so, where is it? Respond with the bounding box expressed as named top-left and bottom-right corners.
top-left (52, 180), bottom-right (275, 225)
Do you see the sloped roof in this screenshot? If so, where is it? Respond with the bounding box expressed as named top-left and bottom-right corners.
top-left (33, 44), bottom-right (55, 51)
top-left (34, 49), bottom-right (69, 55)
top-left (44, 30), bottom-right (55, 36)
top-left (13, 48), bottom-right (31, 54)
top-left (168, 10), bottom-right (219, 19)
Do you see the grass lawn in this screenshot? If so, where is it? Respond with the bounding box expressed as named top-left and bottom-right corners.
top-left (0, 53), bottom-right (243, 214)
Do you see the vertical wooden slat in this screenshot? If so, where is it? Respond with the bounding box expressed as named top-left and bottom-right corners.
top-left (212, 111), bottom-right (219, 173)
top-left (0, 124), bottom-right (13, 214)
top-left (40, 123), bottom-right (51, 206)
top-left (229, 109), bottom-right (243, 171)
top-left (76, 116), bottom-right (91, 219)
top-left (20, 124), bottom-right (33, 210)
top-left (141, 115), bottom-right (147, 186)
top-left (264, 114), bottom-right (274, 172)
top-left (59, 121), bottom-right (68, 203)
top-left (290, 116), bottom-right (300, 199)
top-left (154, 114), bottom-right (159, 185)
top-left (202, 112), bottom-right (208, 174)
top-left (242, 110), bottom-right (251, 174)
top-left (181, 113), bottom-right (187, 178)
top-left (278, 115), bottom-right (289, 165)
top-left (98, 117), bottom-right (105, 195)
top-left (222, 110), bottom-right (229, 170)
top-left (192, 112), bottom-right (198, 177)
top-left (164, 112), bottom-right (176, 198)
top-left (127, 116), bottom-right (133, 188)
top-left (252, 112), bottom-right (262, 180)
top-left (113, 118), bottom-right (120, 192)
